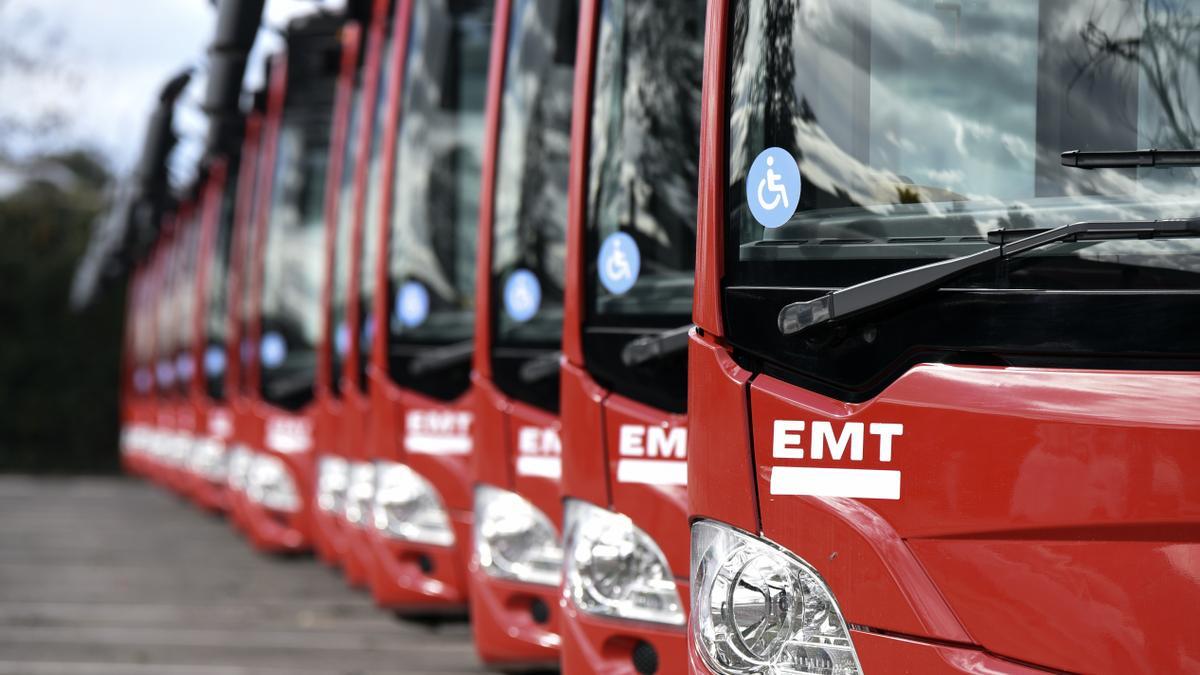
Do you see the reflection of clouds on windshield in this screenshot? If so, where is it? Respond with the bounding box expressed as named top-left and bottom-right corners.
top-left (389, 0), bottom-right (488, 308)
top-left (492, 0), bottom-right (573, 298)
top-left (259, 121), bottom-right (329, 349)
top-left (588, 0), bottom-right (702, 274)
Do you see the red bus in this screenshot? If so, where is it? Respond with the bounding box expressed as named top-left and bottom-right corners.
top-left (334, 0), bottom-right (397, 590)
top-left (311, 13), bottom-right (367, 572)
top-left (467, 0), bottom-right (578, 666)
top-left (356, 0), bottom-right (495, 614)
top-left (185, 159), bottom-right (237, 513)
top-left (689, 2), bottom-right (1200, 674)
top-left (558, 0), bottom-right (705, 672)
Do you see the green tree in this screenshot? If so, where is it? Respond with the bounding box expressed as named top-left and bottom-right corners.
top-left (0, 150), bottom-right (124, 473)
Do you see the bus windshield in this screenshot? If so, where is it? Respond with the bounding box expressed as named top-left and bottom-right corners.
top-left (724, 0), bottom-right (1200, 399)
top-left (357, 26), bottom-right (396, 391)
top-left (727, 0), bottom-right (1200, 290)
top-left (386, 0), bottom-right (492, 399)
top-left (586, 0), bottom-right (703, 324)
top-left (582, 0), bottom-right (704, 413)
top-left (330, 87), bottom-right (363, 396)
top-left (203, 168), bottom-right (238, 401)
top-left (258, 111), bottom-right (331, 410)
top-left (489, 0), bottom-right (578, 411)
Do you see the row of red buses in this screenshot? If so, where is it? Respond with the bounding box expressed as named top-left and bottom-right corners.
top-left (119, 1), bottom-right (1199, 673)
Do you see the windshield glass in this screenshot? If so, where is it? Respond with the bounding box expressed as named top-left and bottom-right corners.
top-left (238, 127), bottom-right (265, 396)
top-left (587, 0), bottom-right (703, 323)
top-left (168, 214), bottom-right (201, 397)
top-left (491, 0), bottom-right (577, 349)
top-left (257, 112), bottom-right (331, 410)
top-left (330, 87), bottom-right (363, 396)
top-left (357, 29), bottom-right (396, 390)
top-left (728, 0), bottom-right (1200, 290)
top-left (203, 168), bottom-right (238, 401)
top-left (386, 0), bottom-right (492, 393)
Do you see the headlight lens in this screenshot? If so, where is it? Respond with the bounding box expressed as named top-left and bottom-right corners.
top-left (372, 462), bottom-right (454, 546)
top-left (246, 454), bottom-right (300, 513)
top-left (691, 520), bottom-right (863, 675)
top-left (343, 462), bottom-right (376, 527)
top-left (189, 438), bottom-right (227, 482)
top-left (316, 456), bottom-right (350, 513)
top-left (474, 484), bottom-right (562, 587)
top-left (226, 445), bottom-right (252, 490)
top-left (563, 499), bottom-right (684, 626)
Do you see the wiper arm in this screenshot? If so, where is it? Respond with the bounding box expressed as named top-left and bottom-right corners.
top-left (778, 218), bottom-right (1200, 335)
top-left (518, 351), bottom-right (561, 383)
top-left (407, 339), bottom-right (474, 376)
top-left (621, 324), bottom-right (693, 367)
top-left (1061, 148), bottom-right (1200, 169)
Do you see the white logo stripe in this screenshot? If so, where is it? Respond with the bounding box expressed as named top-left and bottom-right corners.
top-left (405, 434), bottom-right (472, 456)
top-left (516, 456), bottom-right (561, 479)
top-left (616, 459), bottom-right (687, 486)
top-left (770, 466), bottom-right (900, 500)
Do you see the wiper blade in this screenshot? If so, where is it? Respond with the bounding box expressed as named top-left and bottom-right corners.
top-left (1061, 148), bottom-right (1200, 169)
top-left (407, 339), bottom-right (474, 376)
top-left (621, 324), bottom-right (693, 367)
top-left (778, 218), bottom-right (1200, 335)
top-left (518, 351), bottom-right (562, 383)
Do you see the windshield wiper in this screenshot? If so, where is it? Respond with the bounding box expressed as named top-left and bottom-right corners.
top-left (407, 339), bottom-right (474, 376)
top-left (621, 324), bottom-right (693, 367)
top-left (518, 351), bottom-right (562, 383)
top-left (778, 218), bottom-right (1200, 335)
top-left (1061, 148), bottom-right (1200, 169)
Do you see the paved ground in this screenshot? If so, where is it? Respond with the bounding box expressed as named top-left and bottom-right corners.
top-left (0, 476), bottom-right (492, 674)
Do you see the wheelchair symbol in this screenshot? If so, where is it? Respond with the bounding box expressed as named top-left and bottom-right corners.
top-left (598, 232), bottom-right (640, 295)
top-left (757, 156), bottom-right (790, 211)
top-left (747, 148), bottom-right (801, 229)
top-left (505, 269), bottom-right (541, 323)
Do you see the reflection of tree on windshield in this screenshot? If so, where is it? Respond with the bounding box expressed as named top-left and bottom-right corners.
top-left (1073, 0), bottom-right (1200, 148)
top-left (588, 0), bottom-right (702, 308)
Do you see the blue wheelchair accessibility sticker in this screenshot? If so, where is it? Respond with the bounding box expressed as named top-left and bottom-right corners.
top-left (598, 232), bottom-right (641, 295)
top-left (334, 322), bottom-right (350, 357)
top-left (204, 345), bottom-right (226, 377)
top-left (396, 281), bottom-right (430, 328)
top-left (747, 147), bottom-right (801, 229)
top-left (260, 331), bottom-right (287, 369)
top-left (505, 269), bottom-right (541, 323)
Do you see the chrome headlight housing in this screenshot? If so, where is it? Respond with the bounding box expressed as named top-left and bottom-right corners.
top-left (372, 462), bottom-right (454, 546)
top-left (246, 454), bottom-right (300, 513)
top-left (691, 520), bottom-right (863, 675)
top-left (343, 462), bottom-right (376, 527)
top-left (564, 499), bottom-right (684, 626)
top-left (474, 484), bottom-right (562, 587)
top-left (316, 456), bottom-right (350, 513)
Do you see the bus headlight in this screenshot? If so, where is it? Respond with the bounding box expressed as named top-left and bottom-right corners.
top-left (316, 456), bottom-right (349, 513)
top-left (691, 520), bottom-right (863, 675)
top-left (564, 499), bottom-right (684, 626)
top-left (474, 484), bottom-right (562, 587)
top-left (190, 438), bottom-right (227, 482)
top-left (343, 462), bottom-right (375, 527)
top-left (372, 463), bottom-right (454, 546)
top-left (246, 454), bottom-right (300, 513)
top-left (226, 445), bottom-right (252, 490)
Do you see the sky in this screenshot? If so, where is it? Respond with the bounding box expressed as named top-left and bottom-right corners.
top-left (0, 0), bottom-right (343, 182)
